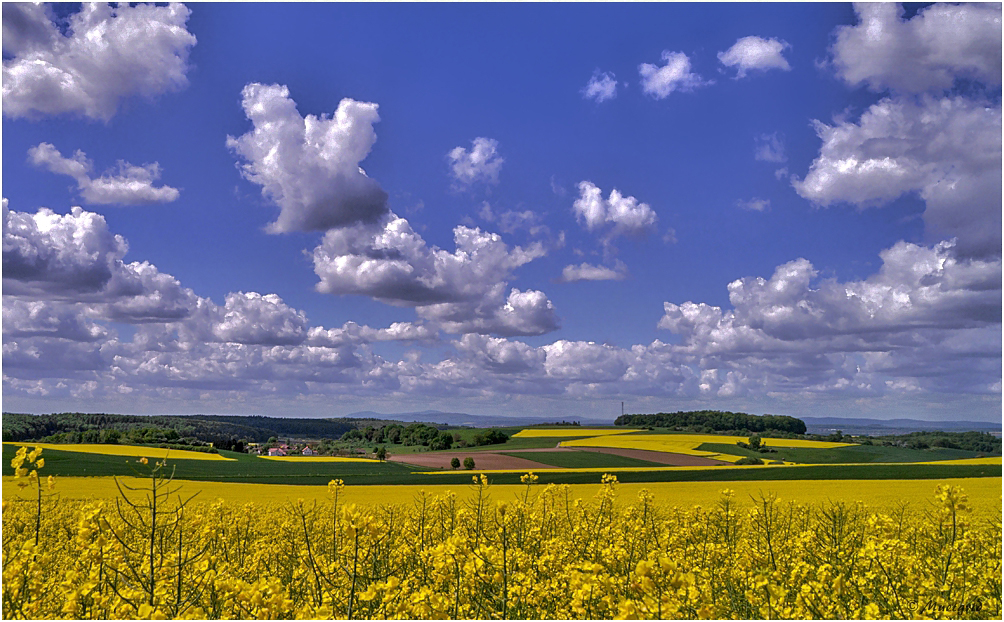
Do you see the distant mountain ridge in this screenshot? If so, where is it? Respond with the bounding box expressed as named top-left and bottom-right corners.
top-left (801, 416), bottom-right (1001, 434)
top-left (343, 410), bottom-right (612, 428)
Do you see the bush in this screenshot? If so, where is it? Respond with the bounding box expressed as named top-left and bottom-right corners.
top-left (463, 456), bottom-right (476, 470)
top-left (735, 456), bottom-right (764, 465)
top-left (450, 457), bottom-right (460, 469)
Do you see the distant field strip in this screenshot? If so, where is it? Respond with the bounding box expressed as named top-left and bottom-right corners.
top-left (418, 465), bottom-right (776, 474)
top-left (257, 455), bottom-right (375, 463)
top-left (511, 428), bottom-right (641, 438)
top-left (6, 476), bottom-right (999, 516)
top-left (6, 442), bottom-right (235, 461)
top-left (415, 459), bottom-right (1000, 474)
top-left (563, 433), bottom-right (855, 463)
top-left (916, 457), bottom-right (1002, 466)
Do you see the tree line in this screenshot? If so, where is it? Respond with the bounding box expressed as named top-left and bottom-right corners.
top-left (614, 410), bottom-right (807, 435)
top-left (340, 423), bottom-right (508, 450)
top-left (2, 412), bottom-right (356, 444)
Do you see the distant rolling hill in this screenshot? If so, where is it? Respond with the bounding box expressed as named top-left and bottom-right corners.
top-left (343, 410), bottom-right (613, 428)
top-left (801, 416), bottom-right (1001, 436)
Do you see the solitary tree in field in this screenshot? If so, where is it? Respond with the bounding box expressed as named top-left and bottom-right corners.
top-left (450, 457), bottom-right (460, 469)
top-left (748, 434), bottom-right (762, 451)
top-left (376, 446), bottom-right (387, 461)
top-left (463, 456), bottom-right (475, 470)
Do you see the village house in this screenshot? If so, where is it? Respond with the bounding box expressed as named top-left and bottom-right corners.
top-left (267, 447), bottom-right (286, 457)
top-left (301, 446), bottom-right (315, 456)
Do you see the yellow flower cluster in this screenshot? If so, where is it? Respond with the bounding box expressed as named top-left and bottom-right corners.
top-left (2, 467), bottom-right (1000, 620)
top-left (9, 446), bottom-right (52, 490)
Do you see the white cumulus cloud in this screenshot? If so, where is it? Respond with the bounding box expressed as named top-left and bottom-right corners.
top-left (831, 2), bottom-right (1001, 94)
top-left (447, 137), bottom-right (504, 188)
top-left (2, 201), bottom-right (199, 322)
top-left (209, 292), bottom-right (309, 346)
top-left (794, 95), bottom-right (1001, 257)
top-left (3, 299), bottom-right (108, 342)
top-left (638, 51), bottom-right (710, 99)
top-left (798, 2), bottom-right (1002, 259)
top-left (311, 213), bottom-right (557, 336)
top-left (227, 83), bottom-right (389, 233)
top-left (572, 181), bottom-right (658, 240)
top-left (28, 143), bottom-right (179, 205)
top-left (718, 36), bottom-right (791, 78)
top-left (659, 239), bottom-right (1001, 396)
top-left (2, 2), bottom-right (196, 121)
top-left (582, 70), bottom-right (618, 103)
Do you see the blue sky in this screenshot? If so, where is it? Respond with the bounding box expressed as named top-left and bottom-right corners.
top-left (3, 3), bottom-right (1001, 422)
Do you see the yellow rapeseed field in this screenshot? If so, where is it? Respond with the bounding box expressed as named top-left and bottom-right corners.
top-left (4, 474), bottom-right (1000, 516)
top-left (5, 442), bottom-right (234, 461)
top-left (511, 428), bottom-right (642, 438)
top-left (562, 433), bottom-right (856, 462)
top-left (257, 455), bottom-right (376, 463)
top-left (2, 449), bottom-right (1000, 620)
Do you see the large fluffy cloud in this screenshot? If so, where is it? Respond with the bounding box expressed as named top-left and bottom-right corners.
top-left (2, 200), bottom-right (198, 324)
top-left (831, 2), bottom-right (1001, 94)
top-left (417, 287), bottom-right (558, 337)
top-left (3, 299), bottom-right (109, 343)
top-left (794, 95), bottom-right (1001, 258)
top-left (227, 83), bottom-right (389, 233)
top-left (798, 3), bottom-right (1002, 258)
top-left (659, 240), bottom-right (1001, 396)
top-left (2, 203), bottom-right (464, 404)
top-left (717, 36), bottom-right (791, 78)
top-left (28, 143), bottom-right (179, 205)
top-left (2, 202), bottom-right (443, 347)
top-left (2, 2), bottom-right (196, 121)
top-left (209, 292), bottom-right (308, 346)
top-left (572, 181), bottom-right (658, 240)
top-left (3, 201), bottom-right (129, 299)
top-left (311, 213), bottom-right (558, 336)
top-left (638, 51), bottom-right (709, 99)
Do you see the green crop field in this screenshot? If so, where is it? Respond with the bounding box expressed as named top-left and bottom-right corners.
top-left (498, 450), bottom-right (666, 468)
top-left (698, 442), bottom-right (987, 464)
top-left (1, 444), bottom-right (413, 485)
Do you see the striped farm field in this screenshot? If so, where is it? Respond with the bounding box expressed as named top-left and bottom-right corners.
top-left (5, 475), bottom-right (999, 516)
top-left (7, 442), bottom-right (234, 461)
top-left (916, 456), bottom-right (1003, 466)
top-left (257, 455), bottom-right (376, 463)
top-left (562, 433), bottom-right (856, 463)
top-left (511, 428), bottom-right (642, 438)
